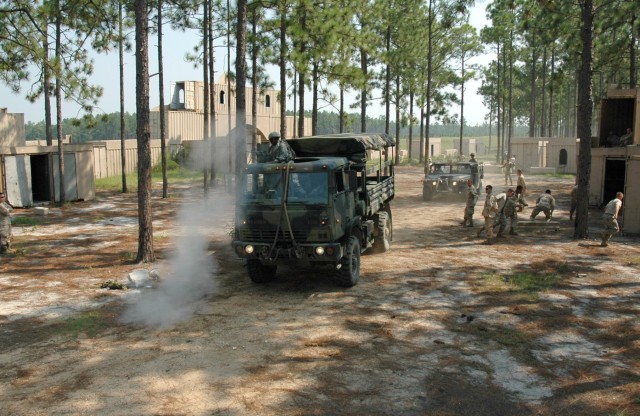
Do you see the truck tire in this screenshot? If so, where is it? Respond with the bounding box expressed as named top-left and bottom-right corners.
top-left (372, 211), bottom-right (391, 253)
top-left (247, 259), bottom-right (277, 283)
top-left (334, 236), bottom-right (360, 287)
top-left (422, 187), bottom-right (433, 201)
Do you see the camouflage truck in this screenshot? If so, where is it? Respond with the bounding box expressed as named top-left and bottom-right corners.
top-left (232, 133), bottom-right (395, 287)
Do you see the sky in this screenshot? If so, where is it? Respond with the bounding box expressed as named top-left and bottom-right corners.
top-left (1, 1), bottom-right (490, 126)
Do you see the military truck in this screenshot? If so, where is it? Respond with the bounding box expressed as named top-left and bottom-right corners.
top-left (232, 133), bottom-right (395, 287)
top-left (422, 161), bottom-right (483, 201)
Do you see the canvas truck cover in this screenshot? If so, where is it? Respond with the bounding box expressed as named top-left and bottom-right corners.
top-left (288, 133), bottom-right (395, 163)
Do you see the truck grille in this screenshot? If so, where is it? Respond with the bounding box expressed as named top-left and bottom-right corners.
top-left (239, 227), bottom-right (310, 243)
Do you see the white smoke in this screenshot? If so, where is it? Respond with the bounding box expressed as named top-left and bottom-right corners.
top-left (120, 191), bottom-right (223, 329)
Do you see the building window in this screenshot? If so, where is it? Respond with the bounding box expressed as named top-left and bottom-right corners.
top-left (559, 148), bottom-right (568, 165)
top-left (265, 95), bottom-right (271, 108)
top-left (220, 91), bottom-right (225, 105)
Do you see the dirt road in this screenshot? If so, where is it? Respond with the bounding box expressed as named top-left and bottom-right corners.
top-left (1, 166), bottom-right (639, 415)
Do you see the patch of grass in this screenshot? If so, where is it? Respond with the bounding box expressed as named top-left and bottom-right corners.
top-left (119, 251), bottom-right (136, 262)
top-left (12, 216), bottom-right (42, 226)
top-left (153, 233), bottom-right (168, 242)
top-left (59, 311), bottom-right (108, 338)
top-left (623, 257), bottom-right (640, 266)
top-left (485, 270), bottom-right (562, 293)
top-left (100, 280), bottom-right (126, 290)
top-left (505, 272), bottom-right (562, 292)
top-left (95, 167), bottom-right (201, 192)
top-left (491, 327), bottom-right (530, 346)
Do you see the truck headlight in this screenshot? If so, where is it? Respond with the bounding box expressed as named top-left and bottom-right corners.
top-left (432, 181), bottom-right (437, 186)
top-left (245, 245), bottom-right (254, 254)
top-left (315, 246), bottom-right (325, 256)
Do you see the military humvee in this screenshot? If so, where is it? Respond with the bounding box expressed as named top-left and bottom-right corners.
top-left (422, 161), bottom-right (483, 201)
top-left (232, 133), bottom-right (395, 287)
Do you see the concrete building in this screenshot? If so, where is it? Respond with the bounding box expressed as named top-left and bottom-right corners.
top-left (0, 109), bottom-right (95, 207)
top-left (589, 86), bottom-right (640, 233)
top-left (409, 137), bottom-right (442, 160)
top-left (510, 137), bottom-right (578, 174)
top-left (151, 77), bottom-right (311, 142)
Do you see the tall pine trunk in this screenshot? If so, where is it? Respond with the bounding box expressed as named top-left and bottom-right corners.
top-left (574, 0), bottom-right (595, 239)
top-left (235, 0), bottom-right (248, 198)
top-left (135, 0), bottom-right (155, 263)
top-left (158, 0), bottom-right (168, 198)
top-left (119, 0), bottom-right (127, 193)
top-left (55, 1), bottom-right (65, 205)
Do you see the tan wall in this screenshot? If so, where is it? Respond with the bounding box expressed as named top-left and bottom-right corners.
top-left (410, 138), bottom-right (441, 159)
top-left (511, 138), bottom-right (545, 171)
top-left (624, 157), bottom-right (640, 233)
top-left (545, 137), bottom-right (579, 174)
top-left (162, 79), bottom-right (311, 141)
top-left (90, 139), bottom-right (176, 179)
top-left (590, 148), bottom-right (640, 233)
top-left (0, 112), bottom-right (26, 147)
top-left (150, 109), bottom-right (311, 144)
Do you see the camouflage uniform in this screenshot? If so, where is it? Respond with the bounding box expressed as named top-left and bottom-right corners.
top-left (515, 191), bottom-right (528, 212)
top-left (462, 183), bottom-right (478, 227)
top-left (0, 198), bottom-right (12, 253)
top-left (502, 195), bottom-right (519, 235)
top-left (530, 192), bottom-right (555, 220)
top-left (569, 185), bottom-right (578, 220)
top-left (269, 139), bottom-right (296, 162)
top-left (601, 195), bottom-right (623, 247)
top-left (479, 190), bottom-right (499, 242)
top-left (502, 161), bottom-right (514, 185)
top-left (493, 193), bottom-right (507, 237)
top-left (517, 173), bottom-right (527, 196)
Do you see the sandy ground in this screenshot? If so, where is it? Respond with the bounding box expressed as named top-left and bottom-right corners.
top-left (1, 166), bottom-right (639, 416)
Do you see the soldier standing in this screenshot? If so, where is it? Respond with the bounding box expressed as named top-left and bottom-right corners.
top-left (515, 185), bottom-right (528, 212)
top-left (268, 131), bottom-right (296, 162)
top-left (493, 191), bottom-right (508, 238)
top-left (569, 185), bottom-right (578, 221)
top-left (601, 192), bottom-right (624, 247)
top-left (479, 185), bottom-right (499, 244)
top-left (502, 159), bottom-right (514, 185)
top-left (503, 189), bottom-right (519, 235)
top-left (516, 169), bottom-right (527, 196)
top-left (530, 189), bottom-right (555, 220)
top-left (0, 192), bottom-right (13, 253)
top-left (461, 179), bottom-right (478, 227)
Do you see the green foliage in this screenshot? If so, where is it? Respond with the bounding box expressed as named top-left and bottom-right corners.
top-left (11, 216), bottom-right (42, 226)
top-left (25, 112), bottom-right (138, 143)
top-left (100, 280), bottom-right (126, 290)
top-left (152, 156), bottom-right (180, 173)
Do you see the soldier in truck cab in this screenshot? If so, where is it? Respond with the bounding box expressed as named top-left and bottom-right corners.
top-left (268, 131), bottom-right (296, 162)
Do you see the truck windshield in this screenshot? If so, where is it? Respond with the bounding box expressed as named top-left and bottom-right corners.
top-left (244, 172), bottom-right (329, 204)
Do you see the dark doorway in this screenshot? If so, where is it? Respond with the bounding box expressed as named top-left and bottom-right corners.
top-left (30, 154), bottom-right (52, 202)
top-left (559, 149), bottom-right (568, 165)
top-left (603, 158), bottom-right (625, 205)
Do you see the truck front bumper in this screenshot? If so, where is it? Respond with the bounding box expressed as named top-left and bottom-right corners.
top-left (232, 241), bottom-right (344, 263)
